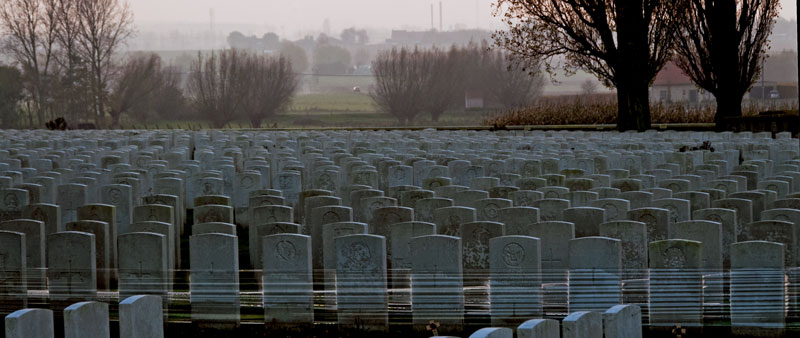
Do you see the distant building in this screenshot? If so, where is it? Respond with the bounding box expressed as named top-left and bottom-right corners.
top-left (749, 82), bottom-right (798, 100)
top-left (465, 90), bottom-right (484, 109)
top-left (352, 65), bottom-right (372, 76)
top-left (650, 62), bottom-right (712, 104)
top-left (386, 29), bottom-right (492, 47)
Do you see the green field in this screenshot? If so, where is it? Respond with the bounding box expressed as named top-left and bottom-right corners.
top-left (118, 91), bottom-right (495, 130)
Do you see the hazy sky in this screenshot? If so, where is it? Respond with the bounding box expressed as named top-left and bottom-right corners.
top-left (131, 0), bottom-right (502, 34)
top-left (130, 0), bottom-right (797, 29)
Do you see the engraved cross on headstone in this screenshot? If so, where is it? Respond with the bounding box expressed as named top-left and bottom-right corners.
top-left (541, 247), bottom-right (562, 270)
top-left (129, 261), bottom-right (149, 279)
top-left (59, 259), bottom-right (84, 292)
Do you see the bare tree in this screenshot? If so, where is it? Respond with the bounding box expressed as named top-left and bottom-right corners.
top-left (493, 0), bottom-right (686, 131)
top-left (581, 79), bottom-right (598, 96)
top-left (485, 50), bottom-right (545, 110)
top-left (0, 0), bottom-right (59, 127)
top-left (279, 40), bottom-right (308, 72)
top-left (50, 0), bottom-right (88, 123)
top-left (73, 0), bottom-right (134, 126)
top-left (187, 49), bottom-right (251, 128)
top-left (148, 66), bottom-right (187, 121)
top-left (422, 46), bottom-right (465, 122)
top-left (673, 0), bottom-right (780, 124)
top-left (241, 54), bottom-right (298, 128)
top-left (0, 64), bottom-right (24, 128)
top-left (107, 53), bottom-right (163, 127)
top-left (371, 47), bottom-right (431, 125)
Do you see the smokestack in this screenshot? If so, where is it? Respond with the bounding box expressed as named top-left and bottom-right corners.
top-left (431, 4), bottom-right (434, 30)
top-left (439, 1), bottom-right (443, 31)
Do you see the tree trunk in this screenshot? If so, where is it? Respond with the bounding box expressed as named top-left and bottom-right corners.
top-left (109, 111), bottom-right (121, 129)
top-left (709, 0), bottom-right (741, 128)
top-left (615, 0), bottom-right (652, 132)
top-left (616, 82), bottom-right (651, 131)
top-left (713, 89), bottom-right (744, 125)
top-left (213, 119), bottom-right (227, 129)
top-left (250, 117), bottom-right (262, 128)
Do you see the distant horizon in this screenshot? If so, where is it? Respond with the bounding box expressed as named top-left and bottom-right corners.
top-left (129, 0), bottom-right (798, 40)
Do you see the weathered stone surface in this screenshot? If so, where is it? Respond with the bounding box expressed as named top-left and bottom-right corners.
top-left (517, 318), bottom-right (559, 338)
top-left (190, 233), bottom-right (240, 326)
top-left (489, 235), bottom-right (542, 326)
top-left (568, 237), bottom-right (622, 312)
top-left (562, 311), bottom-right (602, 338)
top-left (64, 301), bottom-right (109, 338)
top-left (119, 295), bottom-right (164, 338)
top-left (4, 308), bottom-right (54, 338)
top-left (0, 230), bottom-right (26, 312)
top-left (47, 231), bottom-right (96, 302)
top-left (603, 305), bottom-right (642, 338)
top-left (118, 232), bottom-right (168, 300)
top-left (411, 235), bottom-right (463, 335)
top-left (262, 234), bottom-right (313, 326)
top-left (335, 234), bottom-right (388, 331)
top-left (648, 239), bottom-right (703, 326)
top-left (730, 241), bottom-right (785, 333)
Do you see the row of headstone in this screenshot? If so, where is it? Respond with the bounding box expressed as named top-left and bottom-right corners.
top-left (0, 206), bottom-right (797, 329)
top-left (4, 295), bottom-right (163, 338)
top-left (2, 129), bottom-right (800, 332)
top-left (468, 304), bottom-right (641, 338)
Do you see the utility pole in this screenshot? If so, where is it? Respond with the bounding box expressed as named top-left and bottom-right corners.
top-left (440, 1), bottom-right (443, 31)
top-left (431, 3), bottom-right (435, 30)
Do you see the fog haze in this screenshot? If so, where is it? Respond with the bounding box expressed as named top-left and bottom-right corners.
top-left (131, 0), bottom-right (503, 38)
top-left (131, 0), bottom-right (796, 29)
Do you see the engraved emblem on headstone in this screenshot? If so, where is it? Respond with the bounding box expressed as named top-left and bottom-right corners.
top-left (275, 240), bottom-right (296, 261)
top-left (663, 247), bottom-right (686, 268)
top-left (483, 203), bottom-right (499, 219)
top-left (318, 173), bottom-right (333, 190)
top-left (201, 208), bottom-right (222, 223)
top-left (604, 204), bottom-right (619, 219)
top-left (393, 169), bottom-right (405, 181)
top-left (239, 176), bottom-right (254, 189)
top-left (3, 193), bottom-right (18, 209)
top-left (382, 212), bottom-right (401, 225)
top-left (502, 243), bottom-right (525, 267)
top-left (463, 226), bottom-right (490, 269)
top-left (32, 207), bottom-right (47, 223)
top-left (279, 176), bottom-right (290, 190)
top-left (323, 210), bottom-right (341, 224)
top-left (340, 242), bottom-right (374, 271)
top-left (202, 182), bottom-right (214, 195)
top-left (774, 214), bottom-right (790, 222)
top-left (108, 188), bottom-right (122, 204)
top-left (665, 205), bottom-right (679, 224)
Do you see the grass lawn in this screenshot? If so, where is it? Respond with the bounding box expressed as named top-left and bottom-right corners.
top-left (121, 92), bottom-right (495, 129)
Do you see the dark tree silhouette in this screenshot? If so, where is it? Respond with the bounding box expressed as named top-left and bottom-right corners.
top-left (187, 50), bottom-right (251, 128)
top-left (0, 65), bottom-right (24, 128)
top-left (422, 46), bottom-right (464, 122)
top-left (371, 48), bottom-right (431, 125)
top-left (673, 0), bottom-right (780, 124)
top-left (108, 53), bottom-right (164, 127)
top-left (493, 0), bottom-right (686, 131)
top-left (241, 55), bottom-right (298, 128)
top-left (485, 49), bottom-right (545, 110)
